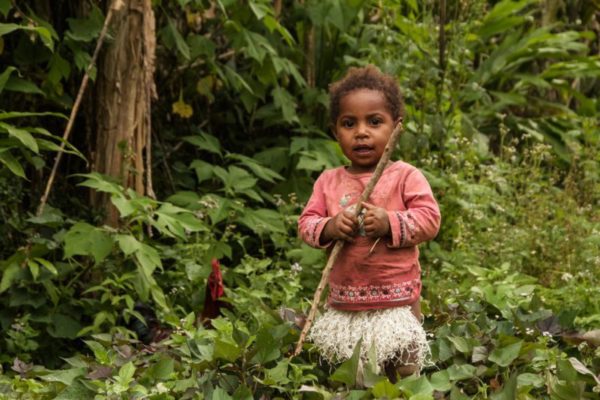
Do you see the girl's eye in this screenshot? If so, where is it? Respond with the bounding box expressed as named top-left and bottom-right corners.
top-left (369, 118), bottom-right (382, 126)
top-left (341, 120), bottom-right (354, 128)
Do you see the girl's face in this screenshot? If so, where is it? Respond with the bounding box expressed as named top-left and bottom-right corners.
top-left (334, 88), bottom-right (397, 173)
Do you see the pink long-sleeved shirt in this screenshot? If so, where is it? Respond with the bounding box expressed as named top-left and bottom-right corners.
top-left (298, 161), bottom-right (441, 310)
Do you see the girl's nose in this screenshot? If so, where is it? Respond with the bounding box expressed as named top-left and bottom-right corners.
top-left (355, 125), bottom-right (369, 138)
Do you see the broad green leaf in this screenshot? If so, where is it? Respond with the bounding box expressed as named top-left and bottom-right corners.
top-left (27, 205), bottom-right (64, 226)
top-left (0, 66), bottom-right (16, 93)
top-left (251, 328), bottom-right (280, 364)
top-left (3, 77), bottom-right (44, 95)
top-left (430, 370), bottom-right (452, 392)
top-left (0, 262), bottom-right (21, 293)
top-left (48, 52), bottom-right (72, 85)
top-left (228, 166), bottom-right (257, 191)
top-left (190, 159), bottom-right (214, 183)
top-left (188, 34), bottom-right (215, 59)
top-left (150, 357), bottom-right (174, 380)
top-left (54, 380), bottom-right (95, 400)
top-left (330, 337), bottom-right (362, 386)
top-left (41, 368), bottom-right (86, 385)
top-left (471, 345), bottom-right (488, 363)
top-left (66, 6), bottom-right (104, 42)
top-left (48, 314), bottom-right (82, 339)
top-left (448, 335), bottom-right (473, 354)
top-left (488, 341), bottom-right (522, 367)
top-left (63, 222), bottom-right (113, 264)
top-left (372, 379), bottom-right (400, 398)
top-left (222, 65), bottom-right (254, 95)
top-left (0, 122), bottom-right (38, 152)
top-left (227, 153), bottom-right (284, 182)
top-left (0, 22), bottom-right (20, 36)
top-left (117, 361), bottom-right (135, 386)
top-left (263, 360), bottom-right (290, 385)
top-left (116, 234), bottom-right (141, 256)
top-left (0, 149), bottom-right (26, 178)
top-left (27, 259), bottom-right (40, 281)
top-left (135, 244), bottom-right (162, 276)
top-left (238, 208), bottom-right (286, 234)
top-left (84, 340), bottom-right (110, 364)
top-left (517, 373), bottom-right (544, 388)
top-left (112, 196), bottom-right (136, 217)
top-left (214, 338), bottom-right (242, 362)
top-left (151, 285), bottom-right (168, 311)
top-left (272, 86), bottom-right (298, 123)
top-left (213, 387), bottom-right (233, 400)
top-left (184, 132), bottom-right (221, 155)
top-left (32, 26), bottom-right (54, 50)
top-left (167, 18), bottom-right (190, 60)
top-left (232, 385), bottom-right (253, 400)
top-left (398, 375), bottom-right (434, 397)
top-left (204, 195), bottom-right (232, 225)
top-left (362, 340), bottom-right (384, 388)
top-left (447, 364), bottom-right (476, 381)
top-left (568, 357), bottom-right (600, 384)
top-left (249, 1), bottom-right (269, 19)
top-left (76, 173), bottom-right (122, 195)
top-left (0, 0), bottom-right (11, 17)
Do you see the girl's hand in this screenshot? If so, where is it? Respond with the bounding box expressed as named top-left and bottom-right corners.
top-left (362, 202), bottom-right (390, 238)
top-left (321, 210), bottom-right (358, 243)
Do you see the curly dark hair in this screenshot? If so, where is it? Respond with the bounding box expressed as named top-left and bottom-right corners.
top-left (329, 65), bottom-right (404, 125)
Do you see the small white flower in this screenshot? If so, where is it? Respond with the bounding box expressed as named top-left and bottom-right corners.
top-left (561, 273), bottom-right (573, 282)
top-left (156, 382), bottom-right (168, 393)
top-left (291, 262), bottom-right (302, 274)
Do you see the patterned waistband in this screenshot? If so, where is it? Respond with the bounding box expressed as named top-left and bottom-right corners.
top-left (329, 279), bottom-right (421, 304)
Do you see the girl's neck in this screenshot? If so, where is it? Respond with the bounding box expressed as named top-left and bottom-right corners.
top-left (346, 160), bottom-right (393, 175)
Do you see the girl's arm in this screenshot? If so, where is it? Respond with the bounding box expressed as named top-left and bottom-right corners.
top-left (387, 169), bottom-right (441, 248)
top-left (298, 174), bottom-right (333, 248)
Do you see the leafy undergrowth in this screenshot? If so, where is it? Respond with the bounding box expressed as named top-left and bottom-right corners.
top-left (1, 262), bottom-right (599, 399)
top-left (1, 139), bottom-right (599, 399)
top-left (1, 134), bottom-right (599, 399)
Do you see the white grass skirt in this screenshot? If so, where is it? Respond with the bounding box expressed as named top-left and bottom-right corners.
top-left (308, 306), bottom-right (430, 369)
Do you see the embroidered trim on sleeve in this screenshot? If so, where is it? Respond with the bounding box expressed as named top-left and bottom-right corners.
top-left (405, 211), bottom-right (417, 240)
top-left (309, 218), bottom-right (320, 246)
top-left (395, 211), bottom-right (407, 247)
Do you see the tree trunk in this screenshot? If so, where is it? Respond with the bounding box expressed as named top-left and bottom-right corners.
top-left (93, 0), bottom-right (156, 226)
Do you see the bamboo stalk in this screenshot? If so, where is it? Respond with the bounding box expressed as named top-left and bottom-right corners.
top-left (293, 121), bottom-right (404, 357)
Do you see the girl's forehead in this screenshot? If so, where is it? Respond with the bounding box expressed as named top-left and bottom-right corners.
top-left (339, 88), bottom-right (392, 115)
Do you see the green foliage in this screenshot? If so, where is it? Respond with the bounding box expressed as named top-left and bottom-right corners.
top-left (1, 0), bottom-right (600, 398)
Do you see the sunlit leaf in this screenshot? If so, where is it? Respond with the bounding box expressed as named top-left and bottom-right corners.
top-left (488, 341), bottom-right (522, 367)
top-left (63, 222), bottom-right (113, 264)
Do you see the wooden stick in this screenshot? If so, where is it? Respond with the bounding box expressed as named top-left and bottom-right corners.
top-left (293, 121), bottom-right (404, 356)
top-left (36, 0), bottom-right (123, 217)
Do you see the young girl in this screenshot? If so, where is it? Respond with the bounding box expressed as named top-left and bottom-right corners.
top-left (298, 65), bottom-right (441, 381)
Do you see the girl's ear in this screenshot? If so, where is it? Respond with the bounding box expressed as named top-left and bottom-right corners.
top-left (394, 116), bottom-right (403, 126)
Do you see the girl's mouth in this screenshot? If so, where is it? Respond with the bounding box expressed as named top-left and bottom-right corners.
top-left (353, 145), bottom-right (374, 154)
